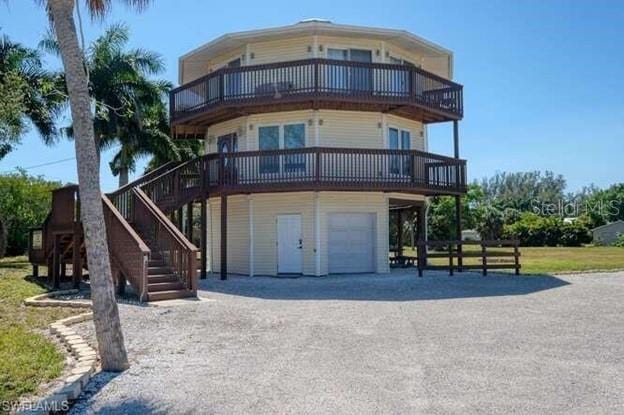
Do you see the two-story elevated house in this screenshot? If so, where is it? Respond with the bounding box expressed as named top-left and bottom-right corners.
top-left (30, 20), bottom-right (466, 301)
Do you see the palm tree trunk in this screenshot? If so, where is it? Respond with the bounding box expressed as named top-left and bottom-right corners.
top-left (118, 166), bottom-right (129, 188)
top-left (48, 0), bottom-right (128, 371)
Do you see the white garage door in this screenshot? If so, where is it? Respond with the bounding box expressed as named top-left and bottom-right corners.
top-left (328, 213), bottom-right (376, 274)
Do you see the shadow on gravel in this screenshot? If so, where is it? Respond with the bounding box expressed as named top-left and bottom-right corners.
top-left (198, 272), bottom-right (570, 302)
top-left (70, 372), bottom-right (169, 414)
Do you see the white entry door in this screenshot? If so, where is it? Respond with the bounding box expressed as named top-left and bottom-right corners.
top-left (277, 214), bottom-right (303, 274)
top-left (328, 213), bottom-right (376, 273)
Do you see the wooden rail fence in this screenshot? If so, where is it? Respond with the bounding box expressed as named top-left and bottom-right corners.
top-left (391, 240), bottom-right (521, 276)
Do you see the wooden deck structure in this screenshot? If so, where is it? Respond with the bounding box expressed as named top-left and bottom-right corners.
top-left (170, 58), bottom-right (463, 138)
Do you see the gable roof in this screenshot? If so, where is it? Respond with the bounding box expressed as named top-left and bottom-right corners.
top-left (179, 20), bottom-right (454, 83)
top-left (591, 220), bottom-right (624, 232)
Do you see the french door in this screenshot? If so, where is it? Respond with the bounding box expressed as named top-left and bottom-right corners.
top-left (326, 48), bottom-right (372, 92)
top-left (388, 128), bottom-right (411, 176)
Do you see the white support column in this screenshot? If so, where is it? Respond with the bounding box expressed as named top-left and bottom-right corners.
top-left (312, 35), bottom-right (319, 58)
top-left (380, 41), bottom-right (386, 63)
top-left (244, 44), bottom-right (251, 66)
top-left (248, 195), bottom-right (254, 277)
top-left (313, 110), bottom-right (320, 146)
top-left (314, 192), bottom-right (321, 276)
top-left (243, 116), bottom-right (251, 151)
top-left (381, 113), bottom-right (388, 148)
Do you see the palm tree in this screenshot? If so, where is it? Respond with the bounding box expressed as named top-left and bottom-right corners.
top-left (42, 0), bottom-right (153, 372)
top-left (43, 23), bottom-right (181, 187)
top-left (0, 34), bottom-right (64, 159)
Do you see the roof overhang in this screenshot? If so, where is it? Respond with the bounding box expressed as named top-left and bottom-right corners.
top-left (179, 21), bottom-right (454, 84)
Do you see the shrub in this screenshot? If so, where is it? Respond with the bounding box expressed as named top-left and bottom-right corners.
top-left (502, 212), bottom-right (590, 247)
top-left (613, 233), bottom-right (624, 248)
top-left (476, 205), bottom-right (504, 240)
top-left (560, 221), bottom-right (592, 247)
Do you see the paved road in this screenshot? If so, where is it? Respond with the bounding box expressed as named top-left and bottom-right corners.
top-left (70, 271), bottom-right (624, 414)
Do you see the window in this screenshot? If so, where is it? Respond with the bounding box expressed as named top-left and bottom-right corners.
top-left (284, 124), bottom-right (306, 172)
top-left (259, 126), bottom-right (279, 173)
top-left (389, 127), bottom-right (411, 175)
top-left (259, 123), bottom-right (306, 174)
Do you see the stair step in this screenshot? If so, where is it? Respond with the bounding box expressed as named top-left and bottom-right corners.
top-left (148, 259), bottom-right (166, 266)
top-left (148, 266), bottom-right (171, 275)
top-left (148, 281), bottom-right (185, 292)
top-left (148, 275), bottom-right (179, 284)
top-left (147, 289), bottom-right (195, 302)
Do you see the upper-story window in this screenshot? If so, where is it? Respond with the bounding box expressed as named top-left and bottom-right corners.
top-left (388, 127), bottom-right (411, 175)
top-left (259, 123), bottom-right (306, 173)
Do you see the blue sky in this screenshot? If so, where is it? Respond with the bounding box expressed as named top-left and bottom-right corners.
top-left (1, 0), bottom-right (623, 192)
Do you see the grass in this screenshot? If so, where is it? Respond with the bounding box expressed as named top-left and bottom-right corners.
top-left (403, 245), bottom-right (624, 275)
top-left (0, 257), bottom-right (80, 409)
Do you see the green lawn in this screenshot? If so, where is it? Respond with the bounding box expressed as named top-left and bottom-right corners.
top-left (403, 245), bottom-right (624, 275)
top-left (0, 257), bottom-right (80, 409)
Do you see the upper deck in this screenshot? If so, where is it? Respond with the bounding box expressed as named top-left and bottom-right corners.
top-left (170, 21), bottom-right (462, 138)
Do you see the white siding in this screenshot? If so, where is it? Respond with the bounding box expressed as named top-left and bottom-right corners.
top-left (205, 191), bottom-right (391, 276)
top-left (205, 111), bottom-right (425, 153)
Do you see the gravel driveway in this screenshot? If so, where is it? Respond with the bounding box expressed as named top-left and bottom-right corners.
top-left (70, 270), bottom-right (624, 414)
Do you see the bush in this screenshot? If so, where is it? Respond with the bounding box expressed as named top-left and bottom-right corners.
top-left (476, 205), bottom-right (504, 240)
top-left (0, 171), bottom-right (60, 255)
top-left (613, 233), bottom-right (624, 248)
top-left (560, 221), bottom-right (592, 247)
top-left (502, 212), bottom-right (591, 247)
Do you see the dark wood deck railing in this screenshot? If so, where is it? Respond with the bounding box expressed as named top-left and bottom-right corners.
top-left (170, 58), bottom-right (463, 123)
top-left (103, 195), bottom-right (151, 300)
top-left (132, 188), bottom-right (198, 294)
top-left (134, 147), bottom-right (466, 213)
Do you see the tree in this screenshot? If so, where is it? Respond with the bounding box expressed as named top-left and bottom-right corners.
top-left (579, 183), bottom-right (624, 229)
top-left (0, 170), bottom-right (60, 255)
top-left (42, 0), bottom-right (153, 372)
top-left (42, 23), bottom-right (185, 187)
top-left (428, 183), bottom-right (483, 240)
top-left (481, 171), bottom-right (566, 212)
top-left (0, 34), bottom-right (64, 159)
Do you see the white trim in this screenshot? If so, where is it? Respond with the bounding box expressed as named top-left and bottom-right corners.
top-left (379, 41), bottom-right (386, 63)
top-left (313, 110), bottom-right (320, 146)
top-left (248, 195), bottom-right (254, 276)
top-left (381, 114), bottom-right (388, 148)
top-left (312, 35), bottom-right (319, 58)
top-left (244, 44), bottom-right (251, 66)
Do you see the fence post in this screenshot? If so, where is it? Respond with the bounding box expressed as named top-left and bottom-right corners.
top-left (481, 242), bottom-right (487, 276)
top-left (448, 243), bottom-right (454, 276)
top-left (416, 241), bottom-right (424, 277)
top-left (514, 241), bottom-right (520, 275)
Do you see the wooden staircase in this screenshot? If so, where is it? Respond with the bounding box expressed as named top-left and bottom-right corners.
top-left (29, 161), bottom-right (200, 302)
top-left (136, 228), bottom-right (196, 301)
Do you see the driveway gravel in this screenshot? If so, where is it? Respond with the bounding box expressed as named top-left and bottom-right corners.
top-left (70, 270), bottom-right (624, 414)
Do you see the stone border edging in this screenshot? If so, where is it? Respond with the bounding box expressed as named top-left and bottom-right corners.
top-left (20, 290), bottom-right (97, 414)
